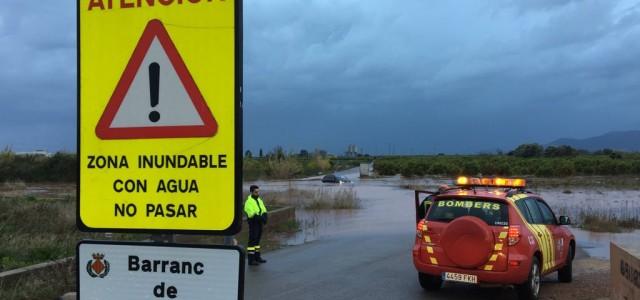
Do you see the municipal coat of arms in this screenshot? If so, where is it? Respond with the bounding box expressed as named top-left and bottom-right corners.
top-left (86, 253), bottom-right (110, 278)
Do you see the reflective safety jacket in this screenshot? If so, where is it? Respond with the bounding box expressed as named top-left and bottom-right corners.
top-left (244, 196), bottom-right (268, 218)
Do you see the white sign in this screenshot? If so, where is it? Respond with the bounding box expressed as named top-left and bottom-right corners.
top-left (78, 241), bottom-right (244, 300)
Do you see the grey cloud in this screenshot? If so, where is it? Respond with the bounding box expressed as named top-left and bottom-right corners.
top-left (0, 1), bottom-right (75, 151)
top-left (244, 0), bottom-right (640, 154)
top-left (0, 0), bottom-right (638, 154)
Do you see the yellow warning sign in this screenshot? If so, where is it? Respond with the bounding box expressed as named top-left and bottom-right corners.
top-left (78, 0), bottom-right (241, 233)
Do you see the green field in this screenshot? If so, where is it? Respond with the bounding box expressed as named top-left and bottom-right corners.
top-left (374, 153), bottom-right (640, 178)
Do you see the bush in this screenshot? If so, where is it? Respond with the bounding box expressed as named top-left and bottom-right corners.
top-left (305, 188), bottom-right (360, 210)
top-left (243, 158), bottom-right (266, 181)
top-left (402, 160), bottom-right (429, 177)
top-left (242, 151), bottom-right (356, 180)
top-left (554, 160), bottom-right (576, 177)
top-left (0, 151), bottom-right (76, 183)
top-left (545, 145), bottom-right (578, 157)
top-left (511, 144), bottom-right (544, 158)
top-left (462, 161), bottom-right (480, 175)
top-left (374, 160), bottom-right (402, 175)
top-left (267, 157), bottom-right (303, 179)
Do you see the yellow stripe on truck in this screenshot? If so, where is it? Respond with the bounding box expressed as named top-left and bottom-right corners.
top-left (506, 196), bottom-right (558, 273)
top-left (536, 225), bottom-right (548, 271)
top-left (545, 226), bottom-right (553, 270)
top-left (533, 224), bottom-right (555, 272)
top-left (532, 225), bottom-right (548, 271)
top-left (508, 198), bottom-right (548, 272)
top-left (543, 225), bottom-right (552, 271)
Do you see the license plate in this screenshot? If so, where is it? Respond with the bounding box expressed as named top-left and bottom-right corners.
top-left (442, 272), bottom-right (478, 284)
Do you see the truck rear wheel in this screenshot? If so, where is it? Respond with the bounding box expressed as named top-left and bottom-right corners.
top-left (516, 256), bottom-right (540, 300)
top-left (418, 272), bottom-right (442, 291)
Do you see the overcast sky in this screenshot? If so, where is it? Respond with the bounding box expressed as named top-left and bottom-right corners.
top-left (1, 1), bottom-right (640, 155)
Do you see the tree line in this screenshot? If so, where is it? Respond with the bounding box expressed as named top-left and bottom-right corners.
top-left (243, 147), bottom-right (367, 180)
top-left (4, 143), bottom-right (634, 182)
top-left (0, 147), bottom-right (364, 183)
top-left (374, 144), bottom-right (640, 177)
top-left (0, 150), bottom-right (76, 183)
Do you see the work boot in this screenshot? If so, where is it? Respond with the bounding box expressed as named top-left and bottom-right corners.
top-left (256, 252), bottom-right (267, 263)
top-left (248, 254), bottom-right (259, 266)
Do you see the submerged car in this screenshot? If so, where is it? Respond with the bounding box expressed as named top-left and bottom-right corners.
top-left (321, 174), bottom-right (350, 183)
top-left (412, 177), bottom-right (575, 300)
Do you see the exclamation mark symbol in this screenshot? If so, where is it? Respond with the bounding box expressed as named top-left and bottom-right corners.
top-left (148, 62), bottom-right (161, 123)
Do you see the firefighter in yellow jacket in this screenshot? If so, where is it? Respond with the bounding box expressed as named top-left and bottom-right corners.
top-left (244, 185), bottom-right (268, 265)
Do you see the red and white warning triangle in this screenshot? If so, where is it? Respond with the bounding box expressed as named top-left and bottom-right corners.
top-left (96, 19), bottom-right (218, 140)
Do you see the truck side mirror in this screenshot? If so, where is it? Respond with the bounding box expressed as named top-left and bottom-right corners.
top-left (558, 216), bottom-right (571, 225)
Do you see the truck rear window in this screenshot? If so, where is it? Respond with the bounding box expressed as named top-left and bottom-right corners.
top-left (427, 198), bottom-right (509, 226)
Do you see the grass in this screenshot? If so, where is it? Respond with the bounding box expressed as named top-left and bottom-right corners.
top-left (0, 187), bottom-right (303, 299)
top-left (0, 195), bottom-right (144, 273)
top-left (0, 184), bottom-right (307, 269)
top-left (0, 196), bottom-right (76, 272)
top-left (0, 189), bottom-right (147, 299)
top-left (261, 187), bottom-right (361, 210)
top-left (578, 213), bottom-right (640, 233)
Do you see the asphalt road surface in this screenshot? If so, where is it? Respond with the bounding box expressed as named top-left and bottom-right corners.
top-left (244, 181), bottom-right (605, 300)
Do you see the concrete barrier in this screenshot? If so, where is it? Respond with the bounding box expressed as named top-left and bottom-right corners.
top-left (0, 257), bottom-right (75, 289)
top-left (611, 242), bottom-right (640, 300)
top-left (58, 292), bottom-right (77, 300)
top-left (262, 206), bottom-right (295, 228)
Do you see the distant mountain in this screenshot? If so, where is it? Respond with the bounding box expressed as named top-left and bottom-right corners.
top-left (547, 130), bottom-right (640, 152)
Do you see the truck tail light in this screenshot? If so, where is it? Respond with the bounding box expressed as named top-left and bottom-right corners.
top-left (508, 225), bottom-right (521, 246)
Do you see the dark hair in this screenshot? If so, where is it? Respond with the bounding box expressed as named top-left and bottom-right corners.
top-left (250, 185), bottom-right (259, 192)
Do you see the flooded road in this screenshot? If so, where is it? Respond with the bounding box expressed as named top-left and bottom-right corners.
top-left (251, 172), bottom-right (417, 245)
top-left (245, 173), bottom-right (633, 299)
top-left (572, 228), bottom-right (640, 259)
